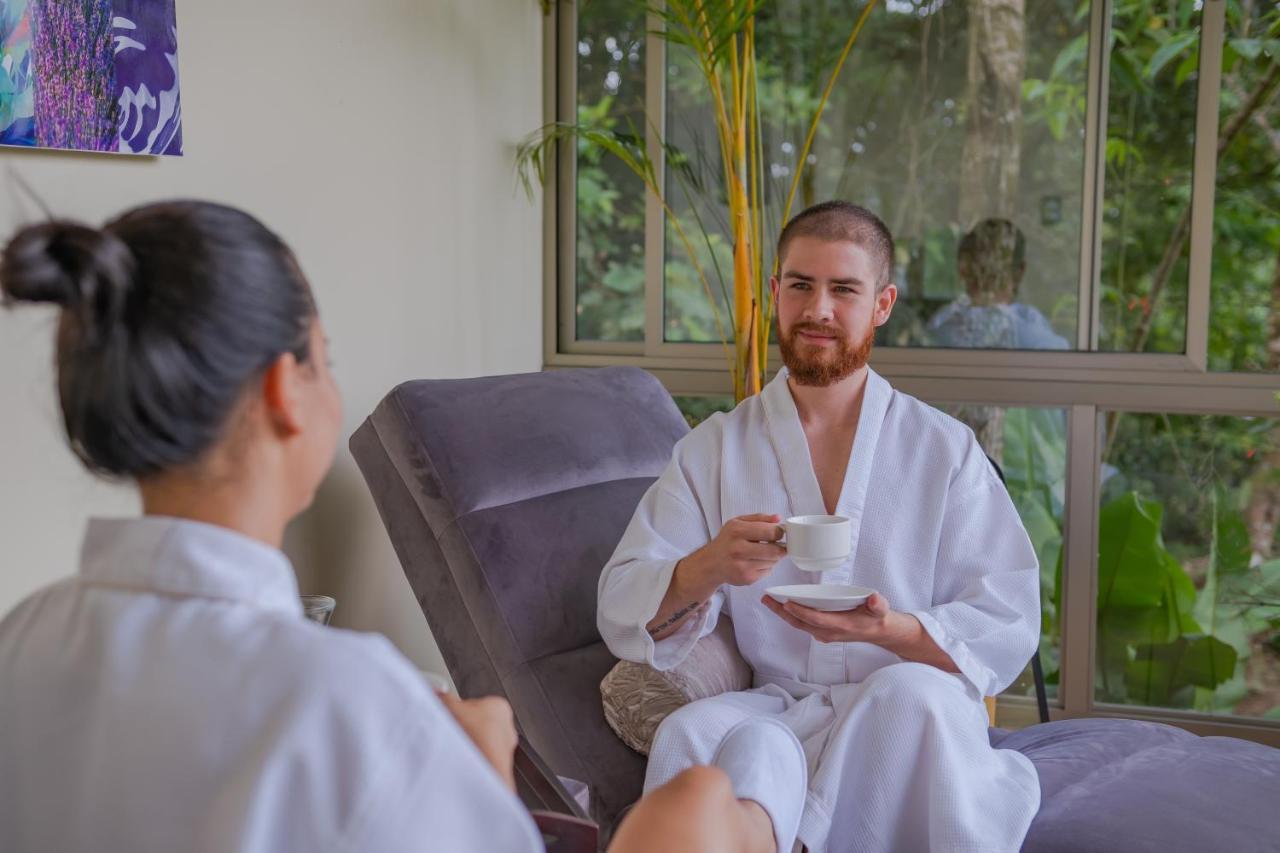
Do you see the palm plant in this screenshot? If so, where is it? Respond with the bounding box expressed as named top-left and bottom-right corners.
top-left (520, 0), bottom-right (879, 401)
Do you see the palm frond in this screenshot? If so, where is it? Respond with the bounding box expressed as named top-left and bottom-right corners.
top-left (532, 0), bottom-right (879, 401)
top-left (515, 117), bottom-right (735, 374)
top-left (780, 0), bottom-right (881, 232)
top-left (515, 121), bottom-right (655, 201)
top-left (650, 0), bottom-right (763, 73)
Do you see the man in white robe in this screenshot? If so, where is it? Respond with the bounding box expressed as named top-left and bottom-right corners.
top-left (598, 201), bottom-right (1042, 853)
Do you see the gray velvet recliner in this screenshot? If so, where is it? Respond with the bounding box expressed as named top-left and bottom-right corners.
top-left (351, 367), bottom-right (1280, 851)
top-left (350, 368), bottom-right (674, 833)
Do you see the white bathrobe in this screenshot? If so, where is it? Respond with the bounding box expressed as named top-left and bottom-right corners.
top-left (0, 517), bottom-right (543, 853)
top-left (598, 368), bottom-right (1042, 853)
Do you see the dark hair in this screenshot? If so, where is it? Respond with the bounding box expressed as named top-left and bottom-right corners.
top-left (775, 201), bottom-right (896, 289)
top-left (957, 218), bottom-right (1026, 292)
top-left (0, 200), bottom-right (316, 479)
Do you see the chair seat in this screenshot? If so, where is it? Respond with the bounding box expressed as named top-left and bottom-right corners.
top-left (526, 643), bottom-right (645, 827)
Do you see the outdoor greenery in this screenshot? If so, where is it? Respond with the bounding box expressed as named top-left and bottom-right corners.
top-left (568, 0), bottom-right (1280, 718)
top-left (527, 0), bottom-right (882, 399)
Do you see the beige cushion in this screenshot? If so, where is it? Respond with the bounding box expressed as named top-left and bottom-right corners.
top-left (600, 617), bottom-right (751, 755)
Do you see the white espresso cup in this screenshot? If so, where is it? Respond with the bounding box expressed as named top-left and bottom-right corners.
top-left (783, 514), bottom-right (852, 572)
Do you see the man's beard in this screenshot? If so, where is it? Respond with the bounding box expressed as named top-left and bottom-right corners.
top-left (778, 319), bottom-right (875, 386)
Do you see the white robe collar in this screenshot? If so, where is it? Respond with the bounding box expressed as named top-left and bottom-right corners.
top-left (79, 516), bottom-right (302, 616)
top-left (761, 367), bottom-right (891, 556)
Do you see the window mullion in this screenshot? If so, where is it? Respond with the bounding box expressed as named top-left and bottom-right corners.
top-left (544, 1), bottom-right (562, 365)
top-left (1079, 0), bottom-right (1112, 352)
top-left (1184, 0), bottom-right (1228, 371)
top-left (643, 4), bottom-right (668, 357)
top-left (556, 0), bottom-right (578, 354)
top-left (1060, 404), bottom-right (1101, 718)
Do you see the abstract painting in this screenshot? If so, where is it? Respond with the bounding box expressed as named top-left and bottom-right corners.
top-left (0, 0), bottom-right (181, 155)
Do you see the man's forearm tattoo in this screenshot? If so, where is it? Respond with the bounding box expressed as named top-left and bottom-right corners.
top-left (649, 601), bottom-right (703, 636)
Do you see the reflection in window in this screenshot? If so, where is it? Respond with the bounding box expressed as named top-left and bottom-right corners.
top-left (925, 220), bottom-right (1071, 351)
top-left (1098, 412), bottom-right (1280, 719)
top-left (938, 404), bottom-right (1067, 701)
top-left (660, 0), bottom-right (1086, 349)
top-left (1208, 2), bottom-right (1280, 373)
top-left (575, 0), bottom-right (647, 342)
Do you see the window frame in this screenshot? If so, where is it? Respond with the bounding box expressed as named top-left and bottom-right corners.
top-left (541, 0), bottom-right (1280, 746)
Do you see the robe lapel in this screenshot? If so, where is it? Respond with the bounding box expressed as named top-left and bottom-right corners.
top-left (834, 368), bottom-right (890, 567)
top-left (761, 369), bottom-right (826, 518)
top-left (761, 368), bottom-right (892, 685)
top-left (761, 368), bottom-right (891, 527)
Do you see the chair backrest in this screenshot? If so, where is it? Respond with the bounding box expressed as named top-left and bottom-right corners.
top-left (350, 367), bottom-right (689, 829)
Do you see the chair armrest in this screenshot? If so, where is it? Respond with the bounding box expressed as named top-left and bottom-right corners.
top-left (531, 811), bottom-right (599, 853)
top-left (514, 736), bottom-right (591, 819)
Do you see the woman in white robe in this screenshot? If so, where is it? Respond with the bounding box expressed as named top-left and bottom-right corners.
top-left (0, 202), bottom-right (779, 853)
top-left (598, 206), bottom-right (1043, 853)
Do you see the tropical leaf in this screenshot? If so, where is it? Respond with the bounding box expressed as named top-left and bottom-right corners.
top-left (652, 0), bottom-right (763, 72)
top-left (1145, 30), bottom-right (1199, 79)
top-left (516, 121), bottom-right (655, 201)
top-left (1229, 38), bottom-right (1264, 61)
top-left (1126, 634), bottom-right (1238, 705)
top-left (1051, 33), bottom-right (1089, 80)
top-left (1098, 492), bottom-right (1170, 610)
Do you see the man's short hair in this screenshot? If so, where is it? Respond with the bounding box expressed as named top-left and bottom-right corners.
top-left (957, 218), bottom-right (1026, 297)
top-left (775, 201), bottom-right (896, 290)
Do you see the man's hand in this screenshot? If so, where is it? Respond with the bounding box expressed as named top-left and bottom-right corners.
top-left (761, 591), bottom-right (898, 644)
top-left (647, 514), bottom-right (788, 640)
top-left (760, 592), bottom-right (960, 672)
top-left (680, 513), bottom-right (789, 593)
top-left (438, 692), bottom-right (519, 791)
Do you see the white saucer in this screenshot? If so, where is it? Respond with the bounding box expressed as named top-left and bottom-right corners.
top-left (766, 584), bottom-right (875, 612)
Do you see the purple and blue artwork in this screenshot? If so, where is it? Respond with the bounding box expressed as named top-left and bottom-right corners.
top-left (0, 0), bottom-right (181, 156)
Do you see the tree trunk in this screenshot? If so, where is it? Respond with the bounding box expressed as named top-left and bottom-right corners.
top-left (953, 0), bottom-right (1026, 462)
top-left (958, 0), bottom-right (1026, 228)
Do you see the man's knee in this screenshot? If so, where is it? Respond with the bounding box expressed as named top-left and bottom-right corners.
top-left (860, 662), bottom-right (962, 713)
top-left (653, 698), bottom-right (733, 753)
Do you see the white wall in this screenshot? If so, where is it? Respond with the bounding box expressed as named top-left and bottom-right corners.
top-left (0, 0), bottom-right (544, 673)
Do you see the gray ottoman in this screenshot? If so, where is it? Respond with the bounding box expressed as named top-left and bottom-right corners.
top-left (993, 718), bottom-right (1280, 852)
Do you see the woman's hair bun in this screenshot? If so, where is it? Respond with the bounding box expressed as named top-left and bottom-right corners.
top-left (2, 201), bottom-right (316, 480)
top-left (0, 221), bottom-right (135, 327)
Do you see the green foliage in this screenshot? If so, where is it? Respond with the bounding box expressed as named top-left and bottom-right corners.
top-left (1094, 492), bottom-right (1234, 705)
top-left (569, 0), bottom-right (1279, 360)
top-left (673, 394), bottom-right (737, 427)
top-left (569, 0), bottom-right (1280, 715)
top-left (1001, 408), bottom-right (1280, 717)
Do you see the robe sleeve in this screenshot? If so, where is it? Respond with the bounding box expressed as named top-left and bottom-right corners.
top-left (349, 665), bottom-right (544, 852)
top-left (906, 445), bottom-right (1041, 698)
top-left (597, 453), bottom-right (725, 671)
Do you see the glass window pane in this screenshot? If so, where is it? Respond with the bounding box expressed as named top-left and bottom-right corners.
top-left (938, 405), bottom-right (1067, 702)
top-left (575, 0), bottom-right (647, 342)
top-left (1097, 412), bottom-right (1280, 719)
top-left (1208, 2), bottom-right (1280, 373)
top-left (661, 0), bottom-right (1088, 350)
top-left (1097, 0), bottom-right (1202, 354)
